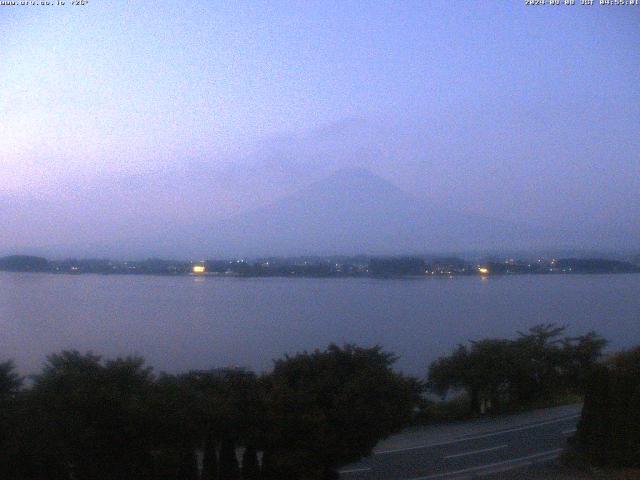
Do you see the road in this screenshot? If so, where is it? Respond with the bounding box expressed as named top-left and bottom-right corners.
top-left (339, 404), bottom-right (582, 480)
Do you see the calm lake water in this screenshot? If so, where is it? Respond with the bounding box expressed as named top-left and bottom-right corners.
top-left (1, 272), bottom-right (639, 377)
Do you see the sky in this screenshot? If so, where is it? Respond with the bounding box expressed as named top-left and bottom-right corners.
top-left (1, 1), bottom-right (638, 257)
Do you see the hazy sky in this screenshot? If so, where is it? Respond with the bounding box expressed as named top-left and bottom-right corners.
top-left (1, 1), bottom-right (638, 256)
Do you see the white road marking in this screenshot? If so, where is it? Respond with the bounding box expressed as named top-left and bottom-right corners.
top-left (443, 444), bottom-right (507, 460)
top-left (407, 448), bottom-right (564, 479)
top-left (457, 414), bottom-right (580, 441)
top-left (376, 440), bottom-right (464, 455)
top-left (375, 414), bottom-right (579, 455)
top-left (339, 467), bottom-right (372, 474)
top-left (562, 428), bottom-right (577, 435)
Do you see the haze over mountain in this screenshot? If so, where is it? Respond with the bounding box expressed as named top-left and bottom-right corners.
top-left (162, 169), bottom-right (554, 258)
top-left (2, 166), bottom-right (637, 259)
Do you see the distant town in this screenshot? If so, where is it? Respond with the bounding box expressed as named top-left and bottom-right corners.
top-left (1, 254), bottom-right (639, 277)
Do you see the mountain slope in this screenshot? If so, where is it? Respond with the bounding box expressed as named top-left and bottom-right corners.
top-left (183, 169), bottom-right (551, 257)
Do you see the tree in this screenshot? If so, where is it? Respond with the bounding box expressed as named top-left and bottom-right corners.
top-left (22, 351), bottom-right (156, 480)
top-left (262, 344), bottom-right (421, 479)
top-left (369, 257), bottom-right (426, 276)
top-left (0, 360), bottom-right (23, 478)
top-left (628, 385), bottom-right (640, 466)
top-left (427, 325), bottom-right (607, 414)
top-left (576, 365), bottom-right (611, 465)
top-left (148, 373), bottom-right (205, 478)
top-left (560, 331), bottom-right (608, 393)
top-left (575, 346), bottom-right (640, 467)
top-left (0, 255), bottom-right (49, 272)
top-left (428, 340), bottom-right (517, 413)
top-left (260, 449), bottom-right (285, 480)
top-left (202, 434), bottom-right (219, 480)
top-left (0, 360), bottom-right (22, 395)
top-left (176, 448), bottom-right (199, 480)
top-left (241, 445), bottom-right (260, 480)
top-left (509, 324), bottom-right (568, 405)
top-left (153, 368), bottom-right (264, 480)
top-left (218, 438), bottom-right (240, 480)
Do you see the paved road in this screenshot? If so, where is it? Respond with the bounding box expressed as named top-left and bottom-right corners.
top-left (339, 404), bottom-right (582, 480)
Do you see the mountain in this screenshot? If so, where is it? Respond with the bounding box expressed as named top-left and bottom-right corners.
top-left (177, 169), bottom-right (554, 257)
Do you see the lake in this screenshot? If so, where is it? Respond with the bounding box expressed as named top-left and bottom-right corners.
top-left (1, 272), bottom-right (638, 377)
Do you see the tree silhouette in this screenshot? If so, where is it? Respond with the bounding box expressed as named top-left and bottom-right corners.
top-left (576, 346), bottom-right (640, 467)
top-left (428, 325), bottom-right (607, 414)
top-left (0, 360), bottom-right (22, 395)
top-left (241, 445), bottom-right (260, 480)
top-left (262, 344), bottom-right (421, 479)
